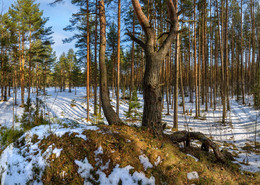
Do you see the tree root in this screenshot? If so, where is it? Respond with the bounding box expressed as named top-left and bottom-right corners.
top-left (167, 131), bottom-right (225, 162)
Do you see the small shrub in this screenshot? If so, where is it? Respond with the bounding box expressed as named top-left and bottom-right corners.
top-left (0, 128), bottom-right (24, 147)
top-left (124, 89), bottom-right (142, 120)
top-left (21, 98), bottom-right (49, 131)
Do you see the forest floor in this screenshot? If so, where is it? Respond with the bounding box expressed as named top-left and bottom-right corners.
top-left (0, 87), bottom-right (259, 176)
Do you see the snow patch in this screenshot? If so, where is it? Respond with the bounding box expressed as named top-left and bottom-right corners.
top-left (139, 154), bottom-right (153, 170)
top-left (53, 148), bottom-right (63, 158)
top-left (154, 156), bottom-right (161, 166)
top-left (187, 171), bottom-right (199, 180)
top-left (75, 157), bottom-right (93, 179)
top-left (187, 154), bottom-right (199, 162)
top-left (95, 146), bottom-right (104, 156)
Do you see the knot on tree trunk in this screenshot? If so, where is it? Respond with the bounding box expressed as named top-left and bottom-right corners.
top-left (168, 131), bottom-right (225, 162)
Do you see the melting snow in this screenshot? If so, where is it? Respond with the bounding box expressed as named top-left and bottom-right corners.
top-left (139, 154), bottom-right (153, 170)
top-left (187, 171), bottom-right (199, 180)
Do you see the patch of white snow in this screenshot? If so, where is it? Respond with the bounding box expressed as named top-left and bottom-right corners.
top-left (139, 154), bottom-right (153, 170)
top-left (187, 171), bottom-right (199, 180)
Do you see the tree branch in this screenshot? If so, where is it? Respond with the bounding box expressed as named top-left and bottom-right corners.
top-left (157, 32), bottom-right (170, 40)
top-left (177, 9), bottom-right (185, 16)
top-left (131, 0), bottom-right (150, 34)
top-left (157, 28), bottom-right (176, 56)
top-left (168, 0), bottom-right (177, 24)
top-left (158, 0), bottom-right (178, 57)
top-left (126, 31), bottom-right (146, 49)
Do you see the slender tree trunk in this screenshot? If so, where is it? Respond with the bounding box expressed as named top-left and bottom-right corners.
top-left (180, 53), bottom-right (185, 114)
top-left (210, 0), bottom-right (213, 108)
top-left (130, 15), bottom-right (135, 99)
top-left (217, 0), bottom-right (226, 123)
top-left (174, 23), bottom-right (180, 129)
top-left (214, 25), bottom-right (218, 111)
top-left (251, 0), bottom-right (255, 90)
top-left (116, 0), bottom-right (121, 115)
top-left (99, 0), bottom-right (123, 126)
top-left (94, 0), bottom-right (98, 116)
top-left (188, 25), bottom-right (193, 103)
top-left (225, 0), bottom-right (230, 111)
top-left (112, 47), bottom-right (115, 98)
top-left (241, 0), bottom-right (245, 104)
top-left (21, 34), bottom-right (25, 107)
top-left (86, 0), bottom-right (90, 120)
top-left (194, 0), bottom-right (199, 117)
top-left (28, 28), bottom-right (32, 101)
top-left (231, 24), bottom-right (234, 98)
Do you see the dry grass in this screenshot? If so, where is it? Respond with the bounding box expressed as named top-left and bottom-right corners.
top-left (33, 125), bottom-right (260, 184)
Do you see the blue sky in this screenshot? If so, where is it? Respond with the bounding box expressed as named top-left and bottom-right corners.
top-left (1, 0), bottom-right (78, 58)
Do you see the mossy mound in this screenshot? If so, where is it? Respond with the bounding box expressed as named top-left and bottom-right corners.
top-left (0, 124), bottom-right (259, 185)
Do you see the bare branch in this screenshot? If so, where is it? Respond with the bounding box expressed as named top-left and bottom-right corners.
top-left (179, 19), bottom-right (196, 23)
top-left (168, 0), bottom-right (177, 24)
top-left (157, 32), bottom-right (170, 40)
top-left (177, 9), bottom-right (185, 16)
top-left (131, 0), bottom-right (150, 34)
top-left (157, 27), bottom-right (176, 56)
top-left (126, 31), bottom-right (146, 49)
top-left (49, 0), bottom-right (64, 6)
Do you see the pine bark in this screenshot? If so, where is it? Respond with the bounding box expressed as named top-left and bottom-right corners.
top-left (99, 0), bottom-right (123, 126)
top-left (116, 0), bottom-right (121, 115)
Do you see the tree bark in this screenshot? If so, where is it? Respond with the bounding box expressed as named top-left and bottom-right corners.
top-left (194, 0), bottom-right (199, 117)
top-left (130, 0), bottom-right (179, 135)
top-left (168, 131), bottom-right (225, 162)
top-left (99, 0), bottom-right (123, 126)
top-left (86, 0), bottom-right (90, 120)
top-left (94, 0), bottom-right (98, 116)
top-left (116, 0), bottom-right (121, 115)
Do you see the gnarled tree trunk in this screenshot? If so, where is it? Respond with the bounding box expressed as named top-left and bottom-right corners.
top-left (129, 0), bottom-right (179, 135)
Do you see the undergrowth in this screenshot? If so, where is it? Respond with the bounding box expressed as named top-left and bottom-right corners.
top-left (37, 125), bottom-right (259, 185)
top-left (0, 128), bottom-right (24, 148)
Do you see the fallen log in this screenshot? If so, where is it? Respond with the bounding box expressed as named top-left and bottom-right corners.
top-left (168, 131), bottom-right (225, 162)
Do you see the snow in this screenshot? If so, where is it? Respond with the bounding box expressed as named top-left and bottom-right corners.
top-left (75, 158), bottom-right (155, 185)
top-left (154, 156), bottom-right (161, 166)
top-left (97, 165), bottom-right (155, 185)
top-left (0, 87), bottom-right (259, 184)
top-left (0, 123), bottom-right (99, 184)
top-left (187, 154), bottom-right (199, 162)
top-left (53, 148), bottom-right (63, 158)
top-left (95, 146), bottom-right (104, 156)
top-left (187, 171), bottom-right (199, 180)
top-left (139, 154), bottom-right (153, 170)
top-left (75, 157), bottom-right (93, 180)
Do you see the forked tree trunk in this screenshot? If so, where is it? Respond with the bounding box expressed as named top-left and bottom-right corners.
top-left (129, 0), bottom-right (179, 135)
top-left (99, 0), bottom-right (123, 126)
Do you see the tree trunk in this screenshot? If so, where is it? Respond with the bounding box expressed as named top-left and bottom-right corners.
top-left (28, 28), bottom-right (32, 101)
top-left (174, 2), bottom-right (180, 129)
top-left (86, 0), bottom-right (90, 120)
top-left (130, 15), bottom-right (135, 100)
top-left (225, 0), bottom-right (230, 111)
top-left (194, 0), bottom-right (199, 117)
top-left (142, 54), bottom-right (164, 134)
top-left (94, 0), bottom-right (98, 116)
top-left (241, 0), bottom-right (245, 104)
top-left (116, 0), bottom-right (121, 115)
top-left (21, 34), bottom-right (25, 107)
top-left (99, 0), bottom-right (123, 126)
top-left (130, 0), bottom-right (179, 136)
top-left (180, 53), bottom-right (185, 114)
